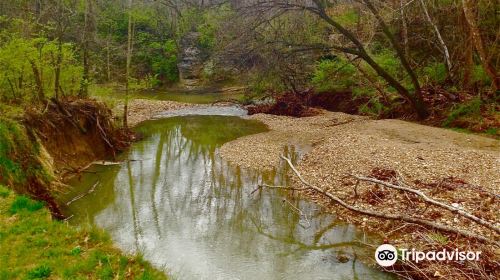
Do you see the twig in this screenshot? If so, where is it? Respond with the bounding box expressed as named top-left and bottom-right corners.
top-left (282, 198), bottom-right (311, 228)
top-left (352, 175), bottom-right (500, 235)
top-left (66, 181), bottom-right (100, 206)
top-left (278, 155), bottom-right (499, 245)
top-left (251, 183), bottom-right (308, 195)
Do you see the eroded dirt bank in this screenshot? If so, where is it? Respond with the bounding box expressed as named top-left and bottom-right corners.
top-left (220, 110), bottom-right (499, 279)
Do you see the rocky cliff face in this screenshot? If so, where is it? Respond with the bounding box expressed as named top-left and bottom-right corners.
top-left (177, 32), bottom-right (206, 88)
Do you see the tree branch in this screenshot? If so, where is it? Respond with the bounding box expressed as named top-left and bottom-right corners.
top-left (352, 175), bottom-right (500, 235)
top-left (272, 155), bottom-right (499, 245)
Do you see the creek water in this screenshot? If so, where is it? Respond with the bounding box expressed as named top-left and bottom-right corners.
top-left (60, 108), bottom-right (393, 280)
top-left (99, 89), bottom-right (244, 104)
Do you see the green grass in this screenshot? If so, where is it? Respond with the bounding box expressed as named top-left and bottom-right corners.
top-left (0, 193), bottom-right (168, 280)
top-left (8, 195), bottom-right (44, 214)
top-left (443, 97), bottom-right (482, 127)
top-left (0, 185), bottom-right (10, 198)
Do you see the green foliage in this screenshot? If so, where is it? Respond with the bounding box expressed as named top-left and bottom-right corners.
top-left (9, 195), bottom-right (44, 215)
top-left (0, 117), bottom-right (31, 186)
top-left (0, 117), bottom-right (53, 192)
top-left (248, 71), bottom-right (286, 95)
top-left (151, 40), bottom-right (179, 84)
top-left (26, 264), bottom-right (51, 279)
top-left (485, 128), bottom-right (498, 136)
top-left (358, 97), bottom-right (390, 117)
top-left (0, 193), bottom-right (168, 279)
top-left (336, 8), bottom-right (359, 26)
top-left (471, 65), bottom-right (491, 84)
top-left (178, 5), bottom-right (232, 52)
top-left (421, 62), bottom-right (447, 84)
top-left (197, 21), bottom-right (216, 51)
top-left (0, 36), bottom-right (83, 103)
top-left (372, 50), bottom-right (402, 80)
top-left (311, 58), bottom-right (357, 91)
top-left (70, 246), bottom-right (82, 256)
top-left (444, 97), bottom-right (482, 127)
top-left (0, 185), bottom-right (10, 197)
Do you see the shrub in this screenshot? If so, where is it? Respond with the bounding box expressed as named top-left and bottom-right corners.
top-left (0, 37), bottom-right (83, 103)
top-left (26, 264), bottom-right (51, 279)
top-left (0, 117), bottom-right (52, 189)
top-left (444, 97), bottom-right (482, 127)
top-left (422, 62), bottom-right (447, 84)
top-left (9, 195), bottom-right (44, 215)
top-left (0, 185), bottom-right (9, 197)
top-left (151, 40), bottom-right (179, 84)
top-left (311, 58), bottom-right (356, 92)
top-left (472, 65), bottom-right (491, 84)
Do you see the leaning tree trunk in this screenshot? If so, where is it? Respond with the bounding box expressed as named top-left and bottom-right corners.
top-left (462, 0), bottom-right (499, 90)
top-left (363, 0), bottom-right (428, 109)
top-left (419, 0), bottom-right (452, 74)
top-left (312, 1), bottom-right (429, 119)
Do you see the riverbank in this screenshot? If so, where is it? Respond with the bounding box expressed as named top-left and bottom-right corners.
top-left (0, 99), bottom-right (172, 279)
top-left (125, 99), bottom-right (201, 127)
top-left (220, 110), bottom-right (499, 279)
top-left (0, 185), bottom-right (167, 279)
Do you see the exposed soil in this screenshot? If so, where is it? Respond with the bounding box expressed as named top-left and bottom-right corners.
top-left (25, 98), bottom-right (131, 174)
top-left (18, 98), bottom-right (135, 219)
top-left (247, 92), bottom-right (320, 117)
top-left (220, 110), bottom-right (500, 280)
top-left (308, 91), bottom-right (369, 114)
top-left (247, 89), bottom-right (499, 136)
top-left (246, 90), bottom-right (371, 117)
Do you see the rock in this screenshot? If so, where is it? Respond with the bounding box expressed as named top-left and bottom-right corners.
top-left (336, 254), bottom-right (349, 263)
top-left (177, 32), bottom-right (207, 88)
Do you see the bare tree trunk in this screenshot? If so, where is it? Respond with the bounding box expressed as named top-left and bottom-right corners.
top-left (107, 32), bottom-right (111, 81)
top-left (124, 0), bottom-right (133, 129)
top-left (80, 0), bottom-right (93, 97)
top-left (462, 11), bottom-right (474, 89)
top-left (30, 60), bottom-right (45, 101)
top-left (400, 0), bottom-right (409, 59)
top-left (419, 0), bottom-right (452, 74)
top-left (54, 0), bottom-right (63, 100)
top-left (462, 0), bottom-right (499, 90)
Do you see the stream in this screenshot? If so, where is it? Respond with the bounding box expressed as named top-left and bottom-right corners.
top-left (60, 107), bottom-right (393, 280)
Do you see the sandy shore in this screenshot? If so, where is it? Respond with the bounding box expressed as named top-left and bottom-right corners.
top-left (119, 99), bottom-right (498, 277)
top-left (125, 99), bottom-right (203, 127)
top-left (221, 110), bottom-right (500, 279)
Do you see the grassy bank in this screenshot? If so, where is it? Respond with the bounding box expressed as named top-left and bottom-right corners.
top-left (0, 185), bottom-right (167, 280)
top-left (0, 112), bottom-right (168, 279)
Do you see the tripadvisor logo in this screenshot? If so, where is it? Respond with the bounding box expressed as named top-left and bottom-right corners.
top-left (375, 244), bottom-right (482, 267)
top-left (375, 244), bottom-right (398, 267)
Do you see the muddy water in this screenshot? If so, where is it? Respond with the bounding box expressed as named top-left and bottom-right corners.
top-left (61, 111), bottom-right (393, 280)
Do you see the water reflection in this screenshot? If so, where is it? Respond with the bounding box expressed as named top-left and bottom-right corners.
top-left (63, 116), bottom-right (392, 280)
